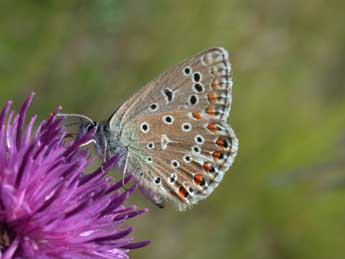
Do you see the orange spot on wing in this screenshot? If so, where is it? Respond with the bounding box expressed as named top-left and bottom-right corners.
top-left (216, 138), bottom-right (224, 147)
top-left (207, 122), bottom-right (217, 133)
top-left (204, 162), bottom-right (212, 172)
top-left (208, 93), bottom-right (218, 104)
top-left (213, 151), bottom-right (222, 160)
top-left (204, 162), bottom-right (216, 177)
top-left (194, 174), bottom-right (205, 186)
top-left (192, 112), bottom-right (203, 120)
top-left (217, 137), bottom-right (230, 150)
top-left (212, 79), bottom-right (219, 89)
top-left (206, 106), bottom-right (216, 115)
top-left (178, 186), bottom-right (189, 199)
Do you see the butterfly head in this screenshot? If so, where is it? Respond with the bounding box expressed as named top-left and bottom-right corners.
top-left (79, 120), bottom-right (98, 136)
top-left (58, 113), bottom-right (105, 154)
top-left (79, 120), bottom-right (111, 158)
top-left (58, 112), bottom-right (127, 164)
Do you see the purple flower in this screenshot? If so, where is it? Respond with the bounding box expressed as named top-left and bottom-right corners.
top-left (0, 93), bottom-right (150, 259)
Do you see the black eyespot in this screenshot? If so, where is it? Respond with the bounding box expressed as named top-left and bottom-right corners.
top-left (223, 140), bottom-right (229, 148)
top-left (189, 187), bottom-right (194, 193)
top-left (193, 72), bottom-right (201, 82)
top-left (189, 95), bottom-right (198, 105)
top-left (169, 174), bottom-right (177, 183)
top-left (154, 177), bottom-right (161, 185)
top-left (164, 88), bottom-right (173, 102)
top-left (141, 122), bottom-right (150, 133)
top-left (185, 155), bottom-right (191, 162)
top-left (197, 137), bottom-right (203, 143)
top-left (182, 123), bottom-right (191, 131)
top-left (184, 67), bottom-right (191, 75)
top-left (147, 142), bottom-right (155, 150)
top-left (171, 160), bottom-right (179, 168)
top-left (150, 103), bottom-right (158, 111)
top-left (193, 146), bottom-right (201, 153)
top-left (193, 83), bottom-right (204, 93)
top-left (163, 115), bottom-right (174, 125)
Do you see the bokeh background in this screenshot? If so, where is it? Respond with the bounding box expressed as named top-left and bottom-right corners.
top-left (1, 1), bottom-right (344, 258)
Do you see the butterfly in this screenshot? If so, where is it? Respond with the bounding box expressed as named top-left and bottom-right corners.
top-left (60, 48), bottom-right (238, 211)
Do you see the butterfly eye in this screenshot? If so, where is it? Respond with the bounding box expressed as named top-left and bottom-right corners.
top-left (80, 121), bottom-right (97, 136)
top-left (85, 123), bottom-right (93, 131)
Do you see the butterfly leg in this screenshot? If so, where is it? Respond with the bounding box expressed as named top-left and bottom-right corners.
top-left (103, 138), bottom-right (108, 162)
top-left (121, 148), bottom-right (130, 191)
top-left (79, 139), bottom-right (96, 147)
top-left (156, 203), bottom-right (165, 209)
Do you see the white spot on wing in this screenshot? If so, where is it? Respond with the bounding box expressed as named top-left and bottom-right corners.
top-left (161, 134), bottom-right (176, 150)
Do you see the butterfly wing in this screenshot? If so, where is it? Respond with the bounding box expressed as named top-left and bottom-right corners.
top-left (113, 48), bottom-right (238, 210)
top-left (111, 47), bottom-right (233, 125)
top-left (123, 110), bottom-right (238, 210)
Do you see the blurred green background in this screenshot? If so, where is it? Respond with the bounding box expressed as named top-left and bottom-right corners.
top-left (1, 1), bottom-right (344, 258)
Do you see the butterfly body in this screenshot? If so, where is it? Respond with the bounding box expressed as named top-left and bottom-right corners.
top-left (77, 48), bottom-right (238, 211)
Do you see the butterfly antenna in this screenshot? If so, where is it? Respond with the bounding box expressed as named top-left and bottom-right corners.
top-left (57, 113), bottom-right (95, 124)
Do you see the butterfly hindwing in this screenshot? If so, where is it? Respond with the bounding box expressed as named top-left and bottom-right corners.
top-left (123, 110), bottom-right (238, 210)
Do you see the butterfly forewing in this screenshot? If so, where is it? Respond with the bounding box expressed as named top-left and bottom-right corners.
top-left (112, 47), bottom-right (238, 210)
top-left (112, 48), bottom-right (233, 126)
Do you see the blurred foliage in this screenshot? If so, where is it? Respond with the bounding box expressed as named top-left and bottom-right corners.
top-left (1, 0), bottom-right (345, 259)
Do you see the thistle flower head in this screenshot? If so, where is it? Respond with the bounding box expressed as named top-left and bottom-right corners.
top-left (0, 93), bottom-right (150, 259)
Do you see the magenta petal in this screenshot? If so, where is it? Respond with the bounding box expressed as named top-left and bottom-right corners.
top-left (0, 94), bottom-right (150, 259)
